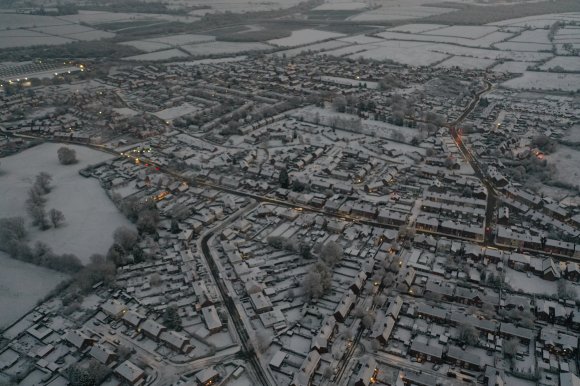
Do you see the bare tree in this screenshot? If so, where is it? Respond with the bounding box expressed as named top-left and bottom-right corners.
top-left (362, 312), bottom-right (376, 329)
top-left (320, 241), bottom-right (343, 266)
top-left (35, 172), bottom-right (53, 194)
top-left (382, 272), bottom-right (395, 287)
top-left (458, 323), bottom-right (479, 345)
top-left (150, 273), bottom-right (162, 287)
top-left (28, 202), bottom-right (49, 230)
top-left (48, 209), bottom-right (65, 228)
top-left (113, 226), bottom-right (139, 251)
top-left (57, 147), bottom-right (78, 165)
top-left (503, 338), bottom-right (519, 358)
top-left (303, 270), bottom-right (324, 300)
top-left (255, 330), bottom-right (273, 353)
top-left (0, 217), bottom-right (27, 244)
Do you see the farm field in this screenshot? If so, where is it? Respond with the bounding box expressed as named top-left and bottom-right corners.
top-left (271, 40), bottom-right (351, 57)
top-left (121, 34), bottom-right (215, 52)
top-left (540, 56), bottom-right (580, 72)
top-left (314, 22), bottom-right (558, 68)
top-left (547, 145), bottom-right (580, 188)
top-left (313, 1), bottom-right (368, 11)
top-left (181, 41), bottom-right (272, 56)
top-left (268, 29), bottom-right (346, 47)
top-left (349, 5), bottom-right (451, 22)
top-left (435, 56), bottom-right (496, 70)
top-left (123, 49), bottom-right (190, 61)
top-left (0, 143), bottom-right (134, 264)
top-left (491, 61), bottom-right (532, 73)
top-left (501, 71), bottom-right (580, 91)
top-left (58, 10), bottom-right (198, 25)
top-left (0, 252), bottom-right (68, 330)
top-left (489, 12), bottom-right (580, 28)
top-left (0, 11), bottom-right (114, 48)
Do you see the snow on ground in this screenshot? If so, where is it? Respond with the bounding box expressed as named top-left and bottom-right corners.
top-left (0, 252), bottom-right (68, 330)
top-left (0, 13), bottom-right (114, 48)
top-left (501, 71), bottom-right (580, 92)
top-left (563, 125), bottom-right (580, 143)
top-left (0, 12), bottom-right (70, 29)
top-left (181, 41), bottom-right (272, 56)
top-left (153, 103), bottom-right (201, 121)
top-left (58, 10), bottom-right (198, 24)
top-left (121, 34), bottom-right (217, 53)
top-left (429, 43), bottom-right (552, 62)
top-left (176, 56), bottom-right (248, 66)
top-left (424, 25), bottom-right (498, 39)
top-left (376, 30), bottom-right (513, 48)
top-left (313, 1), bottom-right (368, 11)
top-left (123, 49), bottom-right (189, 61)
top-left (270, 40), bottom-right (350, 57)
top-left (319, 76), bottom-right (379, 89)
top-left (488, 12), bottom-right (580, 28)
top-left (491, 61), bottom-right (532, 74)
top-left (540, 56), bottom-right (580, 72)
top-left (147, 34), bottom-right (215, 45)
top-left (505, 268), bottom-right (558, 296)
top-left (387, 24), bottom-right (447, 34)
top-left (179, 0), bottom-right (304, 13)
top-left (347, 41), bottom-right (450, 66)
top-left (0, 34), bottom-right (73, 49)
top-left (349, 4), bottom-right (451, 21)
top-left (338, 34), bottom-right (384, 44)
top-left (510, 29), bottom-right (551, 44)
top-left (547, 145), bottom-right (580, 188)
top-left (495, 41), bottom-right (552, 52)
top-left (0, 143), bottom-right (134, 263)
top-left (268, 29), bottom-right (345, 47)
top-left (435, 56), bottom-right (496, 70)
top-left (121, 40), bottom-right (173, 53)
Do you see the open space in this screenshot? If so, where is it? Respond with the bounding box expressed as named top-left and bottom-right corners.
top-left (0, 143), bottom-right (133, 263)
top-left (0, 252), bottom-right (68, 330)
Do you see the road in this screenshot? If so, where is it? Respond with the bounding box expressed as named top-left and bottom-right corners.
top-left (196, 202), bottom-right (273, 386)
top-left (447, 80), bottom-right (497, 244)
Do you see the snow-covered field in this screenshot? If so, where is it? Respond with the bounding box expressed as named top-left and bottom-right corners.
top-left (540, 56), bottom-right (580, 72)
top-left (0, 12), bottom-right (114, 48)
top-left (313, 1), bottom-right (368, 11)
top-left (495, 42), bottom-right (552, 52)
top-left (489, 12), bottom-right (580, 28)
top-left (424, 25), bottom-right (498, 39)
top-left (349, 5), bottom-right (451, 21)
top-left (435, 56), bottom-right (496, 70)
top-left (178, 0), bottom-right (304, 13)
top-left (58, 10), bottom-right (198, 24)
top-left (123, 49), bottom-right (189, 61)
top-left (153, 103), bottom-right (201, 121)
top-left (501, 71), bottom-right (580, 91)
top-left (0, 252), bottom-right (68, 330)
top-left (122, 34), bottom-right (215, 53)
top-left (318, 22), bottom-right (558, 67)
top-left (491, 61), bottom-right (532, 73)
top-left (271, 40), bottom-right (350, 57)
top-left (0, 12), bottom-right (69, 29)
top-left (0, 143), bottom-right (134, 263)
top-left (181, 41), bottom-right (272, 56)
top-left (510, 29), bottom-right (551, 44)
top-left (547, 145), bottom-right (580, 188)
top-left (320, 76), bottom-right (379, 89)
top-left (347, 41), bottom-right (450, 66)
top-left (376, 29), bottom-right (513, 48)
top-left (268, 29), bottom-right (345, 47)
top-left (387, 24), bottom-right (447, 34)
top-left (0, 35), bottom-right (74, 48)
